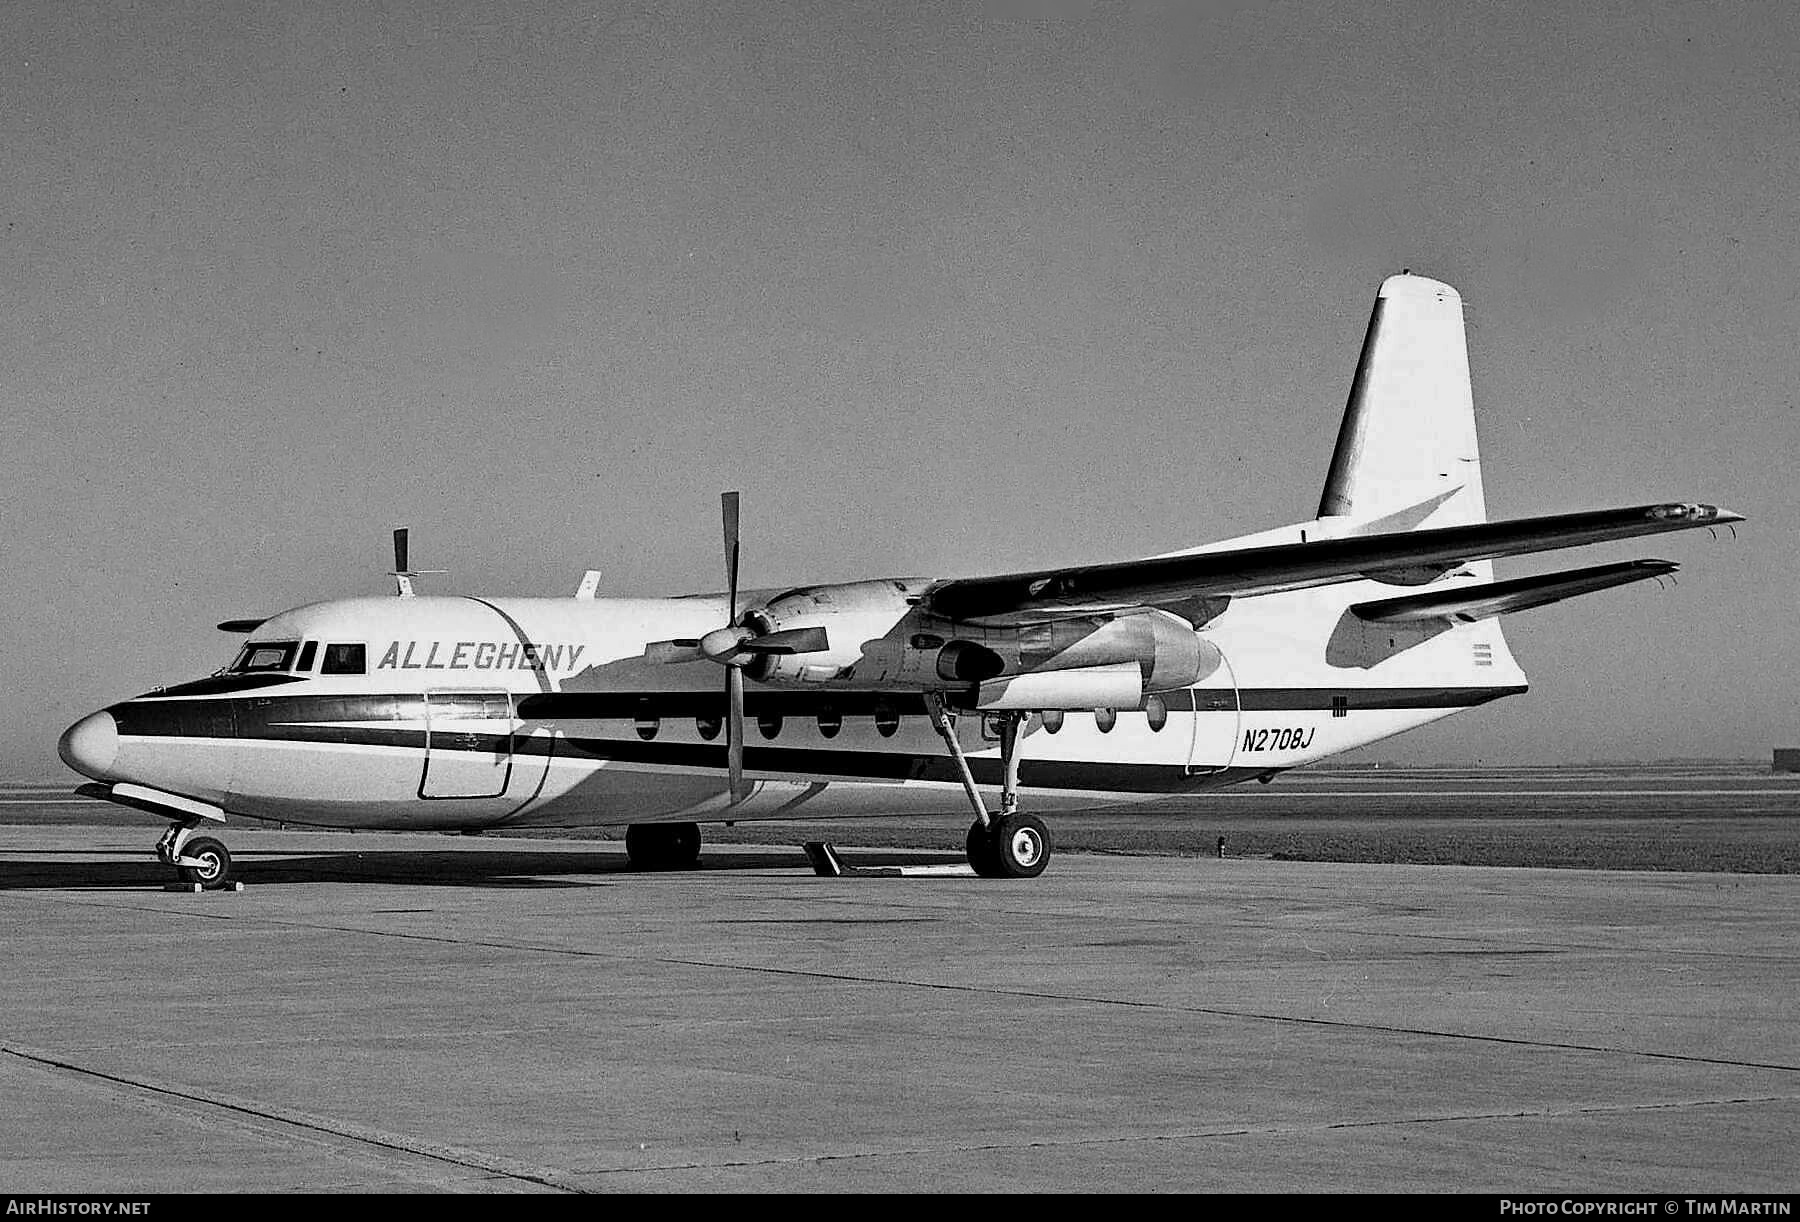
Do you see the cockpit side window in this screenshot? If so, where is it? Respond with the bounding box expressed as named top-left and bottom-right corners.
top-left (321, 643), bottom-right (367, 675)
top-left (295, 641), bottom-right (318, 672)
top-left (230, 642), bottom-right (299, 673)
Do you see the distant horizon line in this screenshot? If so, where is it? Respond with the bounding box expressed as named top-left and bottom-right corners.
top-left (4, 756), bottom-right (1790, 789)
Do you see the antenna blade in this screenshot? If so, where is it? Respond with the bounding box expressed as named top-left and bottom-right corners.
top-left (393, 528), bottom-right (409, 576)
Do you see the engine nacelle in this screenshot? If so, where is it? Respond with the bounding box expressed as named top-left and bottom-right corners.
top-left (971, 663), bottom-right (1144, 711)
top-left (741, 588), bottom-right (1217, 710)
top-left (744, 579), bottom-right (925, 684)
top-left (932, 610), bottom-right (1214, 694)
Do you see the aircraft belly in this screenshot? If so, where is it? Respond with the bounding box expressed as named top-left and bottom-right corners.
top-left (111, 734), bottom-right (236, 809)
top-left (227, 738), bottom-right (509, 829)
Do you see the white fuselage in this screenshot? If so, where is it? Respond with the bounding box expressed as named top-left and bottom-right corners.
top-left (64, 567), bottom-right (1526, 832)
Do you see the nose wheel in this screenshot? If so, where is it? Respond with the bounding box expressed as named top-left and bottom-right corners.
top-left (155, 820), bottom-right (236, 890)
top-left (176, 837), bottom-right (233, 889)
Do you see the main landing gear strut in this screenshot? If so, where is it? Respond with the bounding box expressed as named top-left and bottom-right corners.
top-left (155, 819), bottom-right (235, 890)
top-left (924, 694), bottom-right (1050, 879)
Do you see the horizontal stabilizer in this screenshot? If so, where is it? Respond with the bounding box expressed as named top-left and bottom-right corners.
top-left (1351, 560), bottom-right (1678, 624)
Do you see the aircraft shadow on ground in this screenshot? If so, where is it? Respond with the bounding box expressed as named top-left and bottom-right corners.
top-left (0, 846), bottom-right (966, 890)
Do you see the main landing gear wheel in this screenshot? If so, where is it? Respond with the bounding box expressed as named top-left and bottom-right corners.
top-left (625, 822), bottom-right (702, 871)
top-left (925, 696), bottom-right (1052, 880)
top-left (968, 814), bottom-right (1051, 879)
top-left (176, 836), bottom-right (233, 890)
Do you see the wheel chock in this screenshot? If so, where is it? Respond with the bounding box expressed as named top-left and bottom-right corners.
top-left (805, 841), bottom-right (900, 877)
top-left (802, 841), bottom-right (841, 875)
top-left (803, 842), bottom-right (973, 878)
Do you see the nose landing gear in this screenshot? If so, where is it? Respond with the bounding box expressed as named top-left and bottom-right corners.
top-left (156, 819), bottom-right (236, 890)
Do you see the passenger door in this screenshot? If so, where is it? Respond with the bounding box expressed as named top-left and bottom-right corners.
top-left (420, 691), bottom-right (516, 799)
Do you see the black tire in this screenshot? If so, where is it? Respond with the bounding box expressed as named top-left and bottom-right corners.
top-left (990, 814), bottom-right (1051, 879)
top-left (667, 822), bottom-right (701, 869)
top-left (625, 822), bottom-right (703, 870)
top-left (965, 820), bottom-right (1000, 877)
top-left (176, 836), bottom-right (233, 890)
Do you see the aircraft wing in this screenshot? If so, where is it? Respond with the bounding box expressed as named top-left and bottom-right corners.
top-left (922, 502), bottom-right (1740, 623)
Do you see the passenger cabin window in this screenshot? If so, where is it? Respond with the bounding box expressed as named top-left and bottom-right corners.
top-left (321, 643), bottom-right (367, 675)
top-left (230, 642), bottom-right (298, 673)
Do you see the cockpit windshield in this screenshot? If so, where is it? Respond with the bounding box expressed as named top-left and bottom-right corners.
top-left (228, 641), bottom-right (299, 674)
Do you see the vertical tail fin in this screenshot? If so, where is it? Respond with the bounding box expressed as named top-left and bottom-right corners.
top-left (1318, 274), bottom-right (1488, 529)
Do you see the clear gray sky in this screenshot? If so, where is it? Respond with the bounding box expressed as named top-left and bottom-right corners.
top-left (5, 0), bottom-right (1795, 779)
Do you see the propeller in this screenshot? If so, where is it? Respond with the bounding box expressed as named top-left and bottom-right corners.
top-left (643, 493), bottom-right (831, 804)
top-left (723, 493), bottom-right (746, 804)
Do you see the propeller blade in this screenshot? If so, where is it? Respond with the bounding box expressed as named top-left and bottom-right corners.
top-left (737, 626), bottom-right (830, 656)
top-left (719, 490), bottom-right (749, 802)
top-left (722, 491), bottom-right (740, 625)
top-left (726, 665), bottom-right (747, 803)
top-left (643, 639), bottom-right (706, 664)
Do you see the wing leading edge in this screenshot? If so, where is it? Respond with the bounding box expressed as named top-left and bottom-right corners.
top-left (923, 502), bottom-right (1741, 623)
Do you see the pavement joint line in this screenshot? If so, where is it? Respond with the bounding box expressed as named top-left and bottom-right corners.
top-left (0, 1044), bottom-right (588, 1194)
top-left (26, 896), bottom-right (1800, 1078)
top-left (562, 1093), bottom-right (1800, 1178)
top-left (18, 884), bottom-right (1800, 968)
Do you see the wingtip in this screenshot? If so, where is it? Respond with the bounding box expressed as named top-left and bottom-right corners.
top-left (1647, 503), bottom-right (1744, 526)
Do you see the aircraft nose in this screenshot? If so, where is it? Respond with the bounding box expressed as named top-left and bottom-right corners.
top-left (58, 711), bottom-right (119, 780)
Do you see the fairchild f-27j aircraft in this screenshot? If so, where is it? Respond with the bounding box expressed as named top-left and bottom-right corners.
top-left (59, 274), bottom-right (1740, 888)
